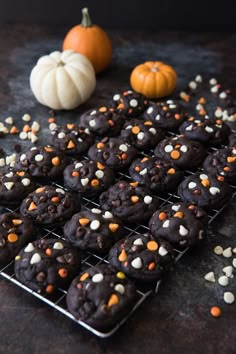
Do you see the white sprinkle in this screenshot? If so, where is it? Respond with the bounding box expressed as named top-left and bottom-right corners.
top-left (113, 94), bottom-right (120, 101)
top-left (188, 182), bottom-right (197, 189)
top-left (223, 247), bottom-right (232, 258)
top-left (204, 271), bottom-right (215, 283)
top-left (49, 123), bottom-right (57, 131)
top-left (200, 174), bottom-right (208, 180)
top-left (179, 225), bottom-right (188, 236)
top-left (91, 208), bottom-right (102, 214)
top-left (103, 211), bottom-right (113, 219)
top-left (22, 114), bottom-right (31, 122)
top-left (53, 242), bottom-right (64, 249)
top-left (195, 75), bottom-right (203, 83)
top-left (180, 145), bottom-right (188, 153)
top-left (114, 283), bottom-right (125, 294)
top-left (159, 246), bottom-right (168, 256)
top-left (164, 145), bottom-right (173, 153)
top-left (137, 132), bottom-right (145, 140)
top-left (130, 99), bottom-right (138, 107)
top-left (147, 107), bottom-right (153, 114)
top-left (209, 187), bottom-right (220, 195)
top-left (224, 292), bottom-right (235, 304)
top-left (211, 85), bottom-right (218, 93)
top-left (89, 119), bottom-right (96, 127)
top-left (155, 114), bottom-right (161, 121)
top-left (215, 109), bottom-right (223, 118)
top-left (140, 168), bottom-right (147, 175)
top-left (58, 132), bottom-right (66, 139)
top-left (131, 257), bottom-right (142, 269)
top-left (209, 78), bottom-right (217, 85)
top-left (172, 205), bottom-right (180, 211)
top-left (81, 178), bottom-right (89, 186)
top-left (30, 253), bottom-right (42, 265)
top-left (205, 126), bottom-right (214, 133)
top-left (133, 238), bottom-right (144, 246)
top-left (214, 245), bottom-right (224, 255)
top-left (4, 182), bottom-right (14, 190)
top-left (35, 154), bottom-right (44, 162)
top-left (90, 220), bottom-right (100, 230)
top-left (95, 170), bottom-right (104, 179)
top-left (21, 178), bottom-right (31, 186)
top-left (119, 144), bottom-right (128, 152)
top-left (5, 172), bottom-right (13, 178)
top-left (163, 220), bottom-right (170, 228)
top-left (219, 91), bottom-right (227, 99)
top-left (19, 131), bottom-right (28, 140)
top-left (92, 273), bottom-right (104, 283)
top-left (75, 162), bottom-right (83, 169)
top-left (223, 266), bottom-right (234, 278)
top-left (31, 121), bottom-right (40, 132)
top-left (24, 243), bottom-right (35, 252)
top-left (149, 128), bottom-right (156, 135)
top-left (55, 188), bottom-right (65, 194)
top-left (144, 196), bottom-right (153, 204)
top-left (189, 81), bottom-right (197, 90)
top-left (232, 259), bottom-right (236, 268)
top-left (5, 117), bottom-right (13, 124)
top-left (218, 275), bottom-right (229, 286)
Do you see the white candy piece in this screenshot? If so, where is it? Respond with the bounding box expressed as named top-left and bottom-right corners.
top-left (189, 81), bottom-right (197, 90)
top-left (5, 172), bottom-right (13, 178)
top-left (119, 144), bottom-right (128, 152)
top-left (209, 78), bottom-right (217, 85)
top-left (92, 273), bottom-right (104, 283)
top-left (137, 132), bottom-right (145, 140)
top-left (144, 196), bottom-right (152, 204)
top-left (89, 119), bottom-right (96, 127)
top-left (209, 187), bottom-right (220, 195)
top-left (200, 174), bottom-right (208, 180)
top-left (35, 154), bottom-right (44, 162)
top-left (0, 158), bottom-right (5, 167)
top-left (58, 132), bottom-right (66, 139)
top-left (90, 220), bottom-right (100, 230)
top-left (75, 162), bottom-right (83, 169)
top-left (90, 110), bottom-right (97, 115)
top-left (233, 248), bottom-right (236, 253)
top-left (218, 275), bottom-right (229, 286)
top-left (147, 107), bottom-right (153, 114)
top-left (199, 230), bottom-right (204, 239)
top-left (133, 238), bottom-right (144, 246)
top-left (31, 134), bottom-right (38, 144)
top-left (155, 114), bottom-right (160, 121)
top-left (232, 259), bottom-right (236, 268)
top-left (114, 284), bottom-right (125, 294)
top-left (49, 122), bottom-right (57, 131)
top-left (31, 121), bottom-right (40, 132)
top-left (21, 178), bottom-right (31, 186)
top-left (130, 99), bottom-right (138, 107)
top-left (149, 128), bottom-right (156, 135)
top-left (196, 104), bottom-right (203, 111)
top-left (172, 205), bottom-right (180, 211)
top-left (81, 178), bottom-right (89, 186)
top-left (211, 85), bottom-right (218, 93)
top-left (20, 154), bottom-right (26, 161)
top-left (204, 271), bottom-right (216, 283)
top-left (19, 131), bottom-right (28, 140)
top-left (102, 211), bottom-right (113, 219)
top-left (53, 242), bottom-right (64, 249)
top-left (219, 91), bottom-right (227, 99)
top-left (113, 94), bottom-right (120, 101)
top-left (185, 124), bottom-right (193, 131)
top-left (131, 257), bottom-right (142, 269)
top-left (163, 220), bottom-right (170, 228)
top-left (215, 109), bottom-right (223, 118)
top-left (223, 247), bottom-right (232, 258)
top-left (91, 208), bottom-right (102, 214)
top-left (180, 145), bottom-right (188, 153)
top-left (140, 168), bottom-right (147, 175)
top-left (164, 145), bottom-right (173, 153)
top-left (159, 246), bottom-right (168, 256)
top-left (4, 182), bottom-right (14, 190)
top-left (179, 225), bottom-right (188, 236)
top-left (223, 266), bottom-right (234, 278)
top-left (24, 243), bottom-right (35, 252)
top-left (55, 188), bottom-right (65, 194)
top-left (5, 117), bottom-right (13, 124)
top-left (224, 292), bottom-right (235, 304)
top-left (188, 182), bottom-right (197, 189)
top-left (95, 170), bottom-right (104, 179)
top-left (30, 253), bottom-right (42, 265)
top-left (169, 104), bottom-right (176, 109)
top-left (22, 113), bottom-right (31, 122)
top-left (195, 75), bottom-right (203, 83)
top-left (213, 245), bottom-right (223, 255)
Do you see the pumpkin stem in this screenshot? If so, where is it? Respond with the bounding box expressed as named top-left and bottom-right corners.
top-left (81, 7), bottom-right (93, 27)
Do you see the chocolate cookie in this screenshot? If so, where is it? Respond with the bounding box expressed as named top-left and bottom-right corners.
top-left (64, 208), bottom-right (124, 253)
top-left (88, 137), bottom-right (138, 170)
top-left (154, 136), bottom-right (206, 170)
top-left (129, 156), bottom-right (184, 194)
top-left (79, 106), bottom-right (125, 137)
top-left (66, 264), bottom-right (137, 331)
top-left (20, 185), bottom-right (80, 226)
top-left (14, 238), bottom-right (81, 295)
top-left (50, 123), bottom-right (94, 156)
top-left (179, 116), bottom-right (231, 146)
top-left (149, 202), bottom-right (208, 247)
top-left (108, 233), bottom-right (175, 282)
top-left (203, 147), bottom-right (236, 185)
top-left (177, 171), bottom-right (231, 209)
top-left (120, 119), bottom-right (165, 150)
top-left (63, 159), bottom-right (115, 196)
top-left (108, 90), bottom-right (149, 117)
top-left (144, 99), bottom-right (187, 131)
top-left (0, 212), bottom-right (35, 265)
top-left (16, 146), bottom-right (69, 180)
top-left (99, 180), bottom-right (159, 223)
top-left (0, 169), bottom-right (36, 206)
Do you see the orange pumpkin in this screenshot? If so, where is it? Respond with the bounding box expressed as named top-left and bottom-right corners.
top-left (63, 8), bottom-right (112, 74)
top-left (130, 61), bottom-right (177, 99)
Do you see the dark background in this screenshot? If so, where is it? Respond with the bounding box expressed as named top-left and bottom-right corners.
top-left (0, 0), bottom-right (236, 31)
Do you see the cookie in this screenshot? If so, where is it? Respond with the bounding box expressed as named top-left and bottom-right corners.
top-left (66, 264), bottom-right (137, 331)
top-left (14, 238), bottom-right (81, 295)
top-left (203, 147), bottom-right (236, 185)
top-left (108, 233), bottom-right (175, 282)
top-left (120, 119), bottom-right (165, 150)
top-left (154, 136), bottom-right (206, 170)
top-left (144, 99), bottom-right (187, 131)
top-left (177, 171), bottom-right (231, 209)
top-left (15, 146), bottom-right (69, 180)
top-left (0, 212), bottom-right (35, 265)
top-left (108, 90), bottom-right (149, 117)
top-left (99, 180), bottom-right (159, 223)
top-left (63, 159), bottom-right (115, 196)
top-left (149, 202), bottom-right (208, 247)
top-left (0, 169), bottom-right (37, 206)
top-left (20, 185), bottom-right (80, 226)
top-left (88, 137), bottom-right (138, 170)
top-left (79, 106), bottom-right (125, 137)
top-left (50, 123), bottom-right (94, 156)
top-left (228, 132), bottom-right (236, 148)
top-left (63, 208), bottom-right (124, 253)
top-left (179, 116), bottom-right (231, 146)
top-left (129, 156), bottom-right (184, 194)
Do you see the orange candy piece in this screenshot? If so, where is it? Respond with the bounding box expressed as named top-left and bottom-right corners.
top-left (148, 262), bottom-right (156, 270)
top-left (51, 197), bottom-right (59, 203)
top-left (174, 113), bottom-right (181, 120)
top-left (67, 123), bottom-right (74, 129)
top-left (107, 294), bottom-right (119, 307)
top-left (99, 106), bottom-right (107, 112)
top-left (118, 249), bottom-right (128, 262)
top-left (159, 212), bottom-right (167, 221)
top-left (16, 171), bottom-right (25, 176)
top-left (91, 179), bottom-right (99, 187)
top-left (144, 121), bottom-right (152, 126)
top-left (132, 126), bottom-right (141, 134)
top-left (210, 306), bottom-right (221, 318)
top-left (7, 233), bottom-right (19, 243)
top-left (12, 219), bottom-right (23, 225)
top-left (45, 248), bottom-right (52, 256)
top-left (72, 171), bottom-right (79, 177)
top-left (224, 166), bottom-right (230, 171)
top-left (131, 196), bottom-right (139, 203)
top-left (58, 268), bottom-right (68, 278)
top-left (217, 176), bottom-right (224, 182)
top-left (108, 119), bottom-right (114, 126)
top-left (97, 162), bottom-right (105, 170)
top-left (28, 201), bottom-right (37, 211)
top-left (201, 179), bottom-right (210, 187)
top-left (36, 187), bottom-right (45, 193)
top-left (46, 285), bottom-right (54, 294)
top-left (79, 218), bottom-right (90, 226)
top-left (129, 181), bottom-right (139, 187)
top-left (51, 157), bottom-right (60, 166)
top-left (135, 166), bottom-right (141, 171)
top-left (97, 142), bottom-right (104, 149)
top-left (174, 211), bottom-right (184, 218)
top-left (44, 146), bottom-right (53, 152)
top-left (141, 157), bottom-right (149, 163)
top-left (121, 153), bottom-right (127, 160)
top-left (227, 156), bottom-right (236, 163)
top-left (67, 140), bottom-right (76, 149)
top-left (147, 240), bottom-right (158, 251)
top-left (167, 168), bottom-right (175, 174)
top-left (170, 150), bottom-right (180, 160)
top-left (80, 272), bottom-right (90, 281)
top-left (109, 223), bottom-right (119, 232)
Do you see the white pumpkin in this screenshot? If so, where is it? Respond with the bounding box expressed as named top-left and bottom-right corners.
top-left (30, 49), bottom-right (96, 110)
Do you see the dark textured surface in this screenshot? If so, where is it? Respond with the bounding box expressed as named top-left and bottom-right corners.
top-left (0, 24), bottom-right (236, 354)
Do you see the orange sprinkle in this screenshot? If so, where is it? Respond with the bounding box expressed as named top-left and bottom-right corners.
top-left (121, 153), bottom-right (127, 160)
top-left (99, 106), bottom-right (107, 112)
top-left (72, 171), bottom-right (79, 177)
top-left (36, 187), bottom-right (45, 193)
top-left (23, 124), bottom-right (31, 132)
top-left (44, 146), bottom-right (53, 152)
top-left (132, 126), bottom-right (141, 134)
top-left (131, 196), bottom-right (139, 203)
top-left (201, 179), bottom-right (210, 187)
top-left (217, 176), bottom-right (224, 182)
top-left (130, 181), bottom-right (139, 187)
top-left (45, 248), bottom-right (52, 256)
top-left (167, 168), bottom-right (175, 174)
top-left (58, 268), bottom-right (68, 278)
top-left (224, 166), bottom-right (230, 172)
top-left (118, 249), bottom-right (128, 262)
top-left (51, 197), bottom-right (59, 203)
top-left (97, 142), bottom-right (104, 149)
top-left (170, 150), bottom-right (180, 160)
top-left (67, 123), bottom-right (74, 129)
top-left (51, 157), bottom-right (60, 166)
top-left (107, 294), bottom-right (119, 307)
top-left (28, 201), bottom-right (37, 211)
top-left (198, 97), bottom-right (206, 104)
top-left (80, 272), bottom-right (90, 281)
top-left (174, 114), bottom-right (181, 120)
top-left (135, 166), bottom-right (141, 172)
top-left (109, 223), bottom-right (119, 232)
top-left (210, 306), bottom-right (221, 318)
top-left (227, 156), bottom-right (236, 163)
top-left (159, 212), bottom-right (167, 221)
top-left (148, 262), bottom-right (156, 270)
top-left (48, 117), bottom-right (55, 123)
top-left (97, 162), bottom-right (105, 170)
top-left (67, 140), bottom-right (76, 149)
top-left (174, 211), bottom-right (184, 218)
top-left (46, 285), bottom-right (54, 294)
top-left (16, 171), bottom-right (25, 176)
top-left (10, 126), bottom-right (19, 134)
top-left (7, 233), bottom-right (19, 243)
top-left (91, 179), bottom-right (99, 187)
top-left (147, 240), bottom-right (158, 251)
top-left (79, 218), bottom-right (90, 226)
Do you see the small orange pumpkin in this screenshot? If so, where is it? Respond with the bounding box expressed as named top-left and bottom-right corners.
top-left (130, 61), bottom-right (177, 99)
top-left (63, 8), bottom-right (112, 74)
